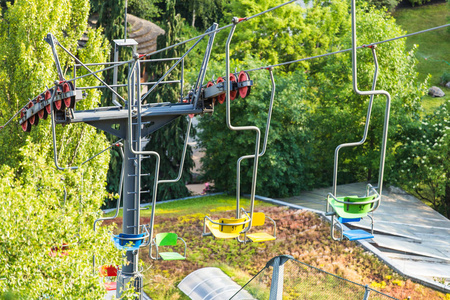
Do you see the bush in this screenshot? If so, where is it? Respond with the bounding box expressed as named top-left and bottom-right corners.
top-left (440, 71), bottom-right (450, 85)
top-left (408, 0), bottom-right (431, 6)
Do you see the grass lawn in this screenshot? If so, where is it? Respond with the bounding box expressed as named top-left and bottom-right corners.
top-left (392, 3), bottom-right (450, 112)
top-left (101, 194), bottom-right (448, 300)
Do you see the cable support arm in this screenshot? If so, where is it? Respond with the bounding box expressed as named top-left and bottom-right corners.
top-left (127, 60), bottom-right (161, 246)
top-left (92, 143), bottom-right (125, 269)
top-left (158, 116), bottom-right (193, 184)
top-left (235, 68), bottom-right (276, 233)
top-left (139, 35), bottom-right (205, 104)
top-left (348, 0), bottom-right (391, 210)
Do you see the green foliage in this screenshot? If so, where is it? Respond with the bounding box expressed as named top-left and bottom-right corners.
top-left (217, 0), bottom-right (309, 70)
top-left (198, 61), bottom-right (314, 197)
top-left (0, 0), bottom-right (132, 297)
top-left (91, 0), bottom-right (126, 43)
top-left (128, 0), bottom-right (162, 20)
top-left (307, 3), bottom-right (426, 186)
top-left (441, 71), bottom-right (450, 85)
top-left (408, 0), bottom-right (431, 6)
top-left (363, 0), bottom-right (400, 11)
top-left (197, 0), bottom-right (426, 195)
top-left (391, 100), bottom-right (450, 217)
top-left (175, 0), bottom-right (223, 30)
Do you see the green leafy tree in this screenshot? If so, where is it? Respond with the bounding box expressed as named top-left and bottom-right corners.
top-left (306, 2), bottom-right (426, 187)
top-left (0, 0), bottom-right (132, 297)
top-left (176, 0), bottom-right (223, 30)
top-left (141, 0), bottom-right (195, 202)
top-left (198, 59), bottom-right (314, 197)
top-left (197, 0), bottom-right (426, 197)
top-left (392, 101), bottom-right (450, 217)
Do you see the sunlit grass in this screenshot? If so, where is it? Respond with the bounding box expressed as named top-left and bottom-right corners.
top-left (103, 194), bottom-right (274, 218)
top-left (392, 3), bottom-right (450, 114)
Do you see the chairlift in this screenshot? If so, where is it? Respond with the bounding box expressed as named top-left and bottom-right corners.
top-left (326, 0), bottom-right (392, 242)
top-left (150, 232), bottom-right (187, 261)
top-left (202, 19), bottom-right (277, 242)
top-left (99, 265), bottom-right (118, 291)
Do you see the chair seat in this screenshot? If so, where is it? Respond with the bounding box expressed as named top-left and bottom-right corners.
top-left (205, 220), bottom-right (240, 239)
top-left (104, 282), bottom-right (117, 291)
top-left (159, 252), bottom-right (186, 261)
top-left (343, 229), bottom-right (374, 241)
top-left (246, 232), bottom-right (276, 242)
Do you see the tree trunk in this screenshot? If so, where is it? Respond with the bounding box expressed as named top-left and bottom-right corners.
top-left (192, 9), bottom-right (196, 28)
top-left (445, 173), bottom-right (450, 218)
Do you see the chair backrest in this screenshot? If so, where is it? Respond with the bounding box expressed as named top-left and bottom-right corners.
top-left (344, 195), bottom-right (376, 213)
top-left (100, 265), bottom-right (118, 277)
top-left (155, 232), bottom-right (178, 246)
top-left (118, 233), bottom-right (144, 247)
top-left (250, 212), bottom-right (266, 227)
top-left (218, 217), bottom-right (246, 233)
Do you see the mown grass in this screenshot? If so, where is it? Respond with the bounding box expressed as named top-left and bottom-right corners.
top-left (392, 3), bottom-right (450, 113)
top-left (101, 194), bottom-right (449, 300)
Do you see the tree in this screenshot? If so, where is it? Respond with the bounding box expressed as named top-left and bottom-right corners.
top-left (140, 0), bottom-right (195, 202)
top-left (306, 3), bottom-right (426, 187)
top-left (197, 0), bottom-right (426, 197)
top-left (198, 59), bottom-right (315, 197)
top-left (176, 0), bottom-right (223, 30)
top-left (0, 0), bottom-right (130, 297)
top-left (391, 101), bottom-right (450, 217)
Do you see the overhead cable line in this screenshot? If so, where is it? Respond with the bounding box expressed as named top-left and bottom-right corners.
top-left (245, 23), bottom-right (450, 72)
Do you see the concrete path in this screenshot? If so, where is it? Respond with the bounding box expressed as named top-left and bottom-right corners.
top-left (276, 182), bottom-right (450, 293)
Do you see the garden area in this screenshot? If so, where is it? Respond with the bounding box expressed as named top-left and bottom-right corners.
top-left (104, 195), bottom-right (449, 299)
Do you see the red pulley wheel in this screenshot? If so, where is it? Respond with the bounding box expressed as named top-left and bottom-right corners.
top-left (36, 94), bottom-right (48, 120)
top-left (238, 71), bottom-right (251, 99)
top-left (28, 101), bottom-right (39, 126)
top-left (216, 77), bottom-right (225, 104)
top-left (229, 73), bottom-right (237, 100)
top-left (20, 109), bottom-right (31, 132)
top-left (63, 81), bottom-right (75, 109)
top-left (53, 85), bottom-right (65, 111)
top-left (45, 89), bottom-right (52, 114)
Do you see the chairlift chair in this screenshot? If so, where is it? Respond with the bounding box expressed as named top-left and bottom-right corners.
top-left (202, 213), bottom-right (250, 239)
top-left (99, 265), bottom-right (118, 291)
top-left (326, 13), bottom-right (391, 241)
top-left (150, 232), bottom-right (187, 261)
top-left (240, 212), bottom-right (276, 243)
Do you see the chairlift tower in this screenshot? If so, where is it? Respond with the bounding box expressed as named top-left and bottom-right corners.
top-left (17, 21), bottom-right (241, 298)
top-left (70, 38), bottom-right (202, 298)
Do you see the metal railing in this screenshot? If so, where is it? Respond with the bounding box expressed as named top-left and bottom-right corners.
top-left (231, 255), bottom-right (399, 300)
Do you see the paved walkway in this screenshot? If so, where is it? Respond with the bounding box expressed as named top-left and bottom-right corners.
top-left (274, 182), bottom-right (450, 293)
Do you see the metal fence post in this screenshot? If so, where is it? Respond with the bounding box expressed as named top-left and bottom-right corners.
top-left (266, 255), bottom-right (293, 300)
top-left (363, 284), bottom-right (371, 300)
